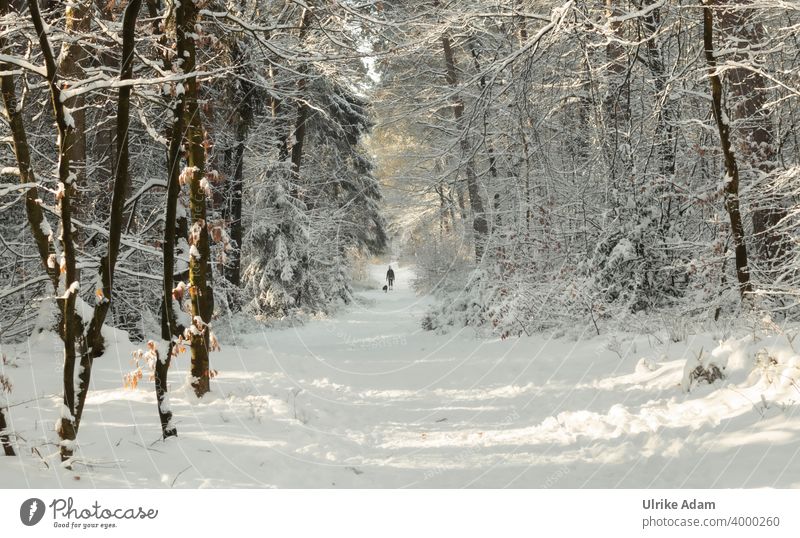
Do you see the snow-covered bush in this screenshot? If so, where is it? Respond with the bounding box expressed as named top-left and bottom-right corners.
top-left (681, 331), bottom-right (800, 393)
top-left (584, 192), bottom-right (689, 315)
top-left (682, 349), bottom-right (726, 392)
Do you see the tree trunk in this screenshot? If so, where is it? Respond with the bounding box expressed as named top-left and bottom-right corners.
top-left (224, 43), bottom-right (254, 294)
top-left (73, 0), bottom-right (142, 434)
top-left (182, 0), bottom-right (214, 398)
top-left (469, 39), bottom-right (502, 233)
top-left (641, 2), bottom-right (676, 182)
top-left (145, 0), bottom-right (180, 439)
top-left (30, 0), bottom-right (143, 461)
top-left (441, 34), bottom-right (488, 261)
top-left (289, 7), bottom-right (313, 197)
top-left (641, 1), bottom-right (679, 285)
top-left (269, 61), bottom-right (291, 164)
top-left (714, 0), bottom-right (786, 263)
top-left (58, 0), bottom-right (89, 228)
top-left (28, 0), bottom-right (81, 462)
top-left (0, 405), bottom-right (14, 456)
top-left (225, 126), bottom-right (246, 288)
top-left (0, 0), bottom-right (58, 291)
top-left (703, 4), bottom-right (753, 298)
top-left (517, 0), bottom-right (528, 44)
top-left (92, 1), bottom-right (118, 223)
top-left (604, 0), bottom-right (631, 184)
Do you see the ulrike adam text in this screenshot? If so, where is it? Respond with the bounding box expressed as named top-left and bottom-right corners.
top-left (643, 499), bottom-right (716, 510)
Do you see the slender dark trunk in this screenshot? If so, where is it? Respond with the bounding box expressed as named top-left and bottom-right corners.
top-left (290, 95), bottom-right (309, 183)
top-left (0, 0), bottom-right (58, 291)
top-left (436, 185), bottom-right (448, 236)
top-left (604, 0), bottom-right (631, 184)
top-left (270, 62), bottom-right (291, 163)
top-left (156, 112), bottom-right (182, 437)
top-left (517, 0), bottom-right (528, 43)
top-left (29, 0), bottom-right (80, 462)
top-left (225, 128), bottom-right (246, 289)
top-left (470, 39), bottom-right (502, 232)
top-left (703, 4), bottom-right (753, 298)
top-left (289, 7), bottom-right (313, 198)
top-left (642, 1), bottom-right (678, 287)
top-left (73, 0), bottom-right (143, 433)
top-left (642, 3), bottom-right (677, 181)
top-left (145, 0), bottom-right (180, 439)
top-left (441, 34), bottom-right (488, 261)
top-left (153, 342), bottom-right (176, 438)
top-left (31, 0), bottom-right (144, 461)
top-left (224, 44), bottom-right (254, 294)
top-left (715, 0), bottom-right (786, 264)
top-left (0, 406), bottom-right (14, 456)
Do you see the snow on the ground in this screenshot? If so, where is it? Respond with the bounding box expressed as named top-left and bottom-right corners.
top-left (1, 264), bottom-right (800, 488)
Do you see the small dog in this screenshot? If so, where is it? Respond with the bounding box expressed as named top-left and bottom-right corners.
top-left (382, 285), bottom-right (388, 292)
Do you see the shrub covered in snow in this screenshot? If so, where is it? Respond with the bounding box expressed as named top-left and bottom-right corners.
top-left (681, 332), bottom-right (800, 394)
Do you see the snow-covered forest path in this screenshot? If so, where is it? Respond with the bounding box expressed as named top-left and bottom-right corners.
top-left (3, 264), bottom-right (800, 488)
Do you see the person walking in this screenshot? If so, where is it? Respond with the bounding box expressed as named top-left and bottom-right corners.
top-left (386, 266), bottom-right (395, 290)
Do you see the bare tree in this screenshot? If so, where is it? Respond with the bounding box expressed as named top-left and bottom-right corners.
top-left (441, 33), bottom-right (488, 261)
top-left (154, 0), bottom-right (183, 438)
top-left (714, 0), bottom-right (786, 263)
top-left (0, 0), bottom-right (57, 290)
top-left (27, 0), bottom-right (143, 461)
top-left (703, 2), bottom-right (752, 298)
